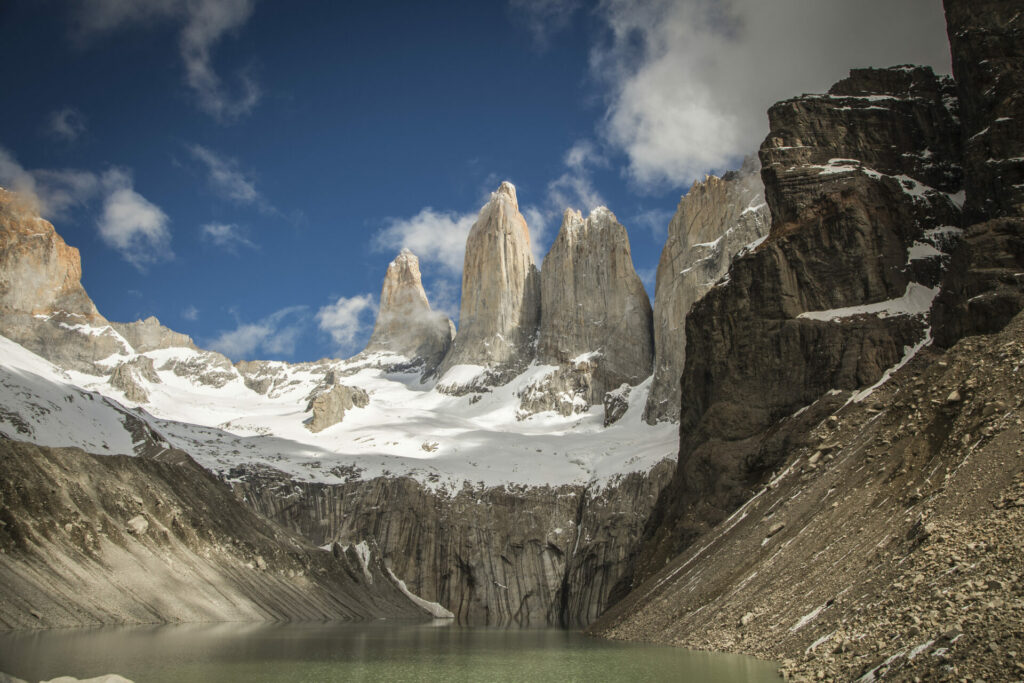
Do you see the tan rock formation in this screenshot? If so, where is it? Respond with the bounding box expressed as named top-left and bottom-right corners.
top-left (306, 383), bottom-right (370, 433)
top-left (522, 207), bottom-right (653, 419)
top-left (643, 157), bottom-right (770, 424)
top-left (436, 182), bottom-right (540, 392)
top-left (112, 316), bottom-right (196, 353)
top-left (363, 249), bottom-right (453, 376)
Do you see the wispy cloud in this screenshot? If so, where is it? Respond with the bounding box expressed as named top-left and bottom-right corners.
top-left (316, 294), bottom-right (377, 356)
top-left (630, 207), bottom-right (675, 242)
top-left (591, 0), bottom-right (952, 190)
top-left (509, 0), bottom-right (581, 49)
top-left (75, 0), bottom-right (260, 123)
top-left (97, 169), bottom-right (172, 269)
top-left (0, 145), bottom-right (171, 269)
top-left (375, 208), bottom-right (477, 275)
top-left (46, 107), bottom-right (87, 142)
top-left (200, 222), bottom-right (256, 252)
top-left (182, 305), bottom-right (199, 321)
top-left (208, 305), bottom-right (307, 360)
top-left (188, 144), bottom-right (261, 204)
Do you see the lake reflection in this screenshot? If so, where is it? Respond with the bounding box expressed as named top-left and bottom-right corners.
top-left (0, 620), bottom-right (782, 682)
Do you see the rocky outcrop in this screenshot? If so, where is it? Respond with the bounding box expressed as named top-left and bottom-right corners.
top-left (111, 316), bottom-right (196, 353)
top-left (362, 249), bottom-right (453, 377)
top-left (931, 0), bottom-right (1024, 346)
top-left (0, 440), bottom-right (430, 628)
top-left (520, 208), bottom-right (652, 419)
top-left (591, 309), bottom-right (1024, 683)
top-left (436, 182), bottom-right (541, 393)
top-left (633, 65), bottom-right (964, 578)
top-left (306, 383), bottom-right (370, 433)
top-left (0, 189), bottom-right (128, 371)
top-left (644, 156), bottom-right (770, 424)
top-left (233, 459), bottom-right (675, 627)
top-left (108, 356), bottom-right (161, 403)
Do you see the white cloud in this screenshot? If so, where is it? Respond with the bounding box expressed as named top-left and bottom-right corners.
top-left (0, 145), bottom-right (171, 268)
top-left (509, 0), bottom-right (581, 48)
top-left (97, 170), bottom-right (172, 269)
top-left (316, 294), bottom-right (377, 355)
top-left (592, 0), bottom-right (952, 189)
top-left (208, 305), bottom-right (306, 359)
top-left (182, 305), bottom-right (199, 321)
top-left (75, 0), bottom-right (259, 122)
top-left (201, 222), bottom-right (256, 252)
top-left (375, 208), bottom-right (477, 274)
top-left (47, 107), bottom-right (87, 142)
top-left (188, 144), bottom-right (260, 204)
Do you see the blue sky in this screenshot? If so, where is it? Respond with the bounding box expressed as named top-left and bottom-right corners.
top-left (0, 0), bottom-right (952, 362)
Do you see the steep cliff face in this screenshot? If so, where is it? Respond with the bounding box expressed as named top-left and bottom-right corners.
top-left (0, 440), bottom-right (431, 629)
top-left (0, 188), bottom-right (129, 371)
top-left (635, 65), bottom-right (964, 577)
top-left (521, 208), bottom-right (653, 420)
top-left (436, 182), bottom-right (541, 394)
top-left (644, 157), bottom-right (770, 424)
top-left (111, 316), bottom-right (196, 353)
top-left (363, 249), bottom-right (453, 376)
top-left (932, 0), bottom-right (1024, 346)
top-left (235, 459), bottom-right (674, 627)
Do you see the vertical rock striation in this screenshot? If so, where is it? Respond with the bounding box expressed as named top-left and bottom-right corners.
top-left (635, 65), bottom-right (965, 579)
top-left (363, 248), bottom-right (453, 376)
top-left (519, 207), bottom-right (653, 419)
top-left (643, 156), bottom-right (770, 424)
top-left (436, 182), bottom-right (541, 393)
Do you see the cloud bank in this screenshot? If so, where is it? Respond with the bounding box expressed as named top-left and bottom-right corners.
top-left (591, 0), bottom-right (952, 189)
top-left (208, 305), bottom-right (307, 359)
top-left (316, 294), bottom-right (377, 355)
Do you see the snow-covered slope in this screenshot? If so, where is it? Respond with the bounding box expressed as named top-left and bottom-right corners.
top-left (1, 335), bottom-right (677, 492)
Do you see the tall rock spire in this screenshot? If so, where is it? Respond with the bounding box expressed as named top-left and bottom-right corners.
top-left (520, 206), bottom-right (653, 422)
top-left (364, 248), bottom-right (453, 375)
top-left (436, 181), bottom-right (541, 393)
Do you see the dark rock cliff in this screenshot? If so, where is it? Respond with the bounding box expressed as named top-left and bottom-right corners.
top-left (633, 65), bottom-right (966, 580)
top-left (233, 459), bottom-right (674, 627)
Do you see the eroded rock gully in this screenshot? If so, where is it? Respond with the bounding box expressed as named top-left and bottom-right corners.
top-left (232, 459), bottom-right (674, 627)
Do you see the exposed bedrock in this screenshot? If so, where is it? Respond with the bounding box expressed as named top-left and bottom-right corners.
top-left (633, 65), bottom-right (965, 580)
top-left (362, 248), bottom-right (453, 377)
top-left (0, 440), bottom-right (429, 629)
top-left (644, 156), bottom-right (770, 424)
top-left (233, 459), bottom-right (674, 627)
top-left (436, 182), bottom-right (541, 393)
top-left (521, 207), bottom-right (653, 419)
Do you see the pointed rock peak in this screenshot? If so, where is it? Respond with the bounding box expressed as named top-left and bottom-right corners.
top-left (588, 206), bottom-right (616, 224)
top-left (561, 208), bottom-right (584, 230)
top-left (389, 248), bottom-right (422, 274)
top-left (493, 181), bottom-right (518, 209)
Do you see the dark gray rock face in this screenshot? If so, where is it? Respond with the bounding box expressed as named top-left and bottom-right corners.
top-left (644, 156), bottom-right (770, 424)
top-left (521, 208), bottom-right (652, 419)
top-left (0, 440), bottom-right (429, 629)
top-left (363, 249), bottom-right (454, 377)
top-left (436, 182), bottom-right (541, 393)
top-left (932, 0), bottom-right (1024, 346)
top-left (634, 65), bottom-right (964, 578)
top-left (233, 459), bottom-right (674, 627)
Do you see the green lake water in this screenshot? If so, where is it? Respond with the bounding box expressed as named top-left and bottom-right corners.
top-left (0, 621), bottom-right (782, 682)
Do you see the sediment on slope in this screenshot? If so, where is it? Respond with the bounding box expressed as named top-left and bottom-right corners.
top-left (232, 459), bottom-right (675, 627)
top-left (0, 439), bottom-right (429, 628)
top-left (591, 310), bottom-right (1024, 682)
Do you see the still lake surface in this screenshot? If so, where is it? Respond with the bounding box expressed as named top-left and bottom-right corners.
top-left (0, 621), bottom-right (782, 682)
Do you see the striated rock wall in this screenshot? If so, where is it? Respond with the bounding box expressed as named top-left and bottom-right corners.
top-left (0, 440), bottom-right (430, 629)
top-left (436, 182), bottom-right (541, 393)
top-left (363, 248), bottom-right (453, 376)
top-left (644, 156), bottom-right (770, 424)
top-left (521, 208), bottom-right (653, 418)
top-left (634, 65), bottom-right (965, 579)
top-left (234, 459), bottom-right (674, 627)
top-left (111, 316), bottom-right (196, 353)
